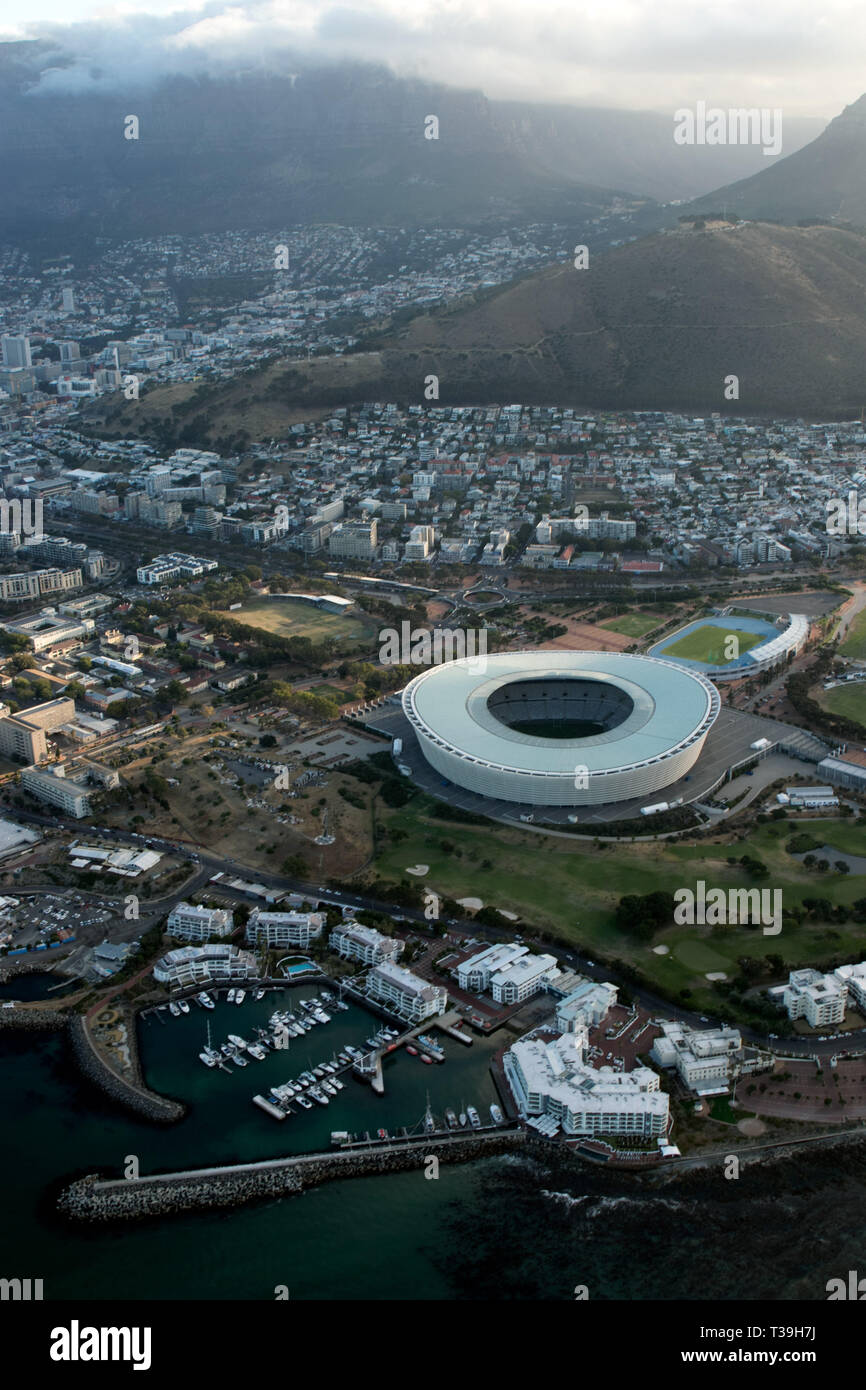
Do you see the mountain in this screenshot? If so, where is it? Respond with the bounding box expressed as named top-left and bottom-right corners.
top-left (84, 221), bottom-right (866, 446)
top-left (0, 40), bottom-right (821, 245)
top-left (690, 94), bottom-right (866, 225)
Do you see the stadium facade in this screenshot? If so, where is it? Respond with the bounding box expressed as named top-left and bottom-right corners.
top-left (402, 650), bottom-right (721, 807)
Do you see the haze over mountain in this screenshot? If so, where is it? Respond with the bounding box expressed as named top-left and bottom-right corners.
top-left (691, 94), bottom-right (866, 225)
top-left (85, 221), bottom-right (866, 448)
top-left (0, 39), bottom-right (822, 245)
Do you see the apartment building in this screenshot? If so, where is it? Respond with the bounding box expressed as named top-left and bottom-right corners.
top-left (244, 908), bottom-right (324, 949)
top-left (0, 697), bottom-right (75, 764)
top-left (505, 1031), bottom-right (669, 1139)
top-left (365, 960), bottom-right (447, 1022)
top-left (328, 520), bottom-right (378, 561)
top-left (153, 944), bottom-right (258, 989)
top-left (330, 920), bottom-right (404, 966)
top-left (456, 942), bottom-right (528, 993)
top-left (20, 758), bottom-right (119, 819)
top-left (490, 952), bottom-right (559, 1004)
top-left (650, 1021), bottom-right (767, 1095)
top-left (777, 968), bottom-right (848, 1027)
top-left (167, 902), bottom-right (235, 942)
top-left (555, 980), bottom-right (618, 1031)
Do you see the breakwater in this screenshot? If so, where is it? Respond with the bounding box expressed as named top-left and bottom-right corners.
top-left (0, 1005), bottom-right (66, 1033)
top-left (58, 1130), bottom-right (527, 1224)
top-left (68, 1015), bottom-right (185, 1125)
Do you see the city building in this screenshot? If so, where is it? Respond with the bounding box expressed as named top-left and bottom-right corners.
top-left (504, 1030), bottom-right (669, 1138)
top-left (20, 758), bottom-right (119, 819)
top-left (0, 697), bottom-right (75, 764)
top-left (329, 920), bottom-right (404, 965)
top-left (167, 902), bottom-right (235, 942)
top-left (153, 944), bottom-right (258, 989)
top-left (775, 968), bottom-right (848, 1027)
top-left (555, 980), bottom-right (618, 1031)
top-left (650, 1020), bottom-right (771, 1095)
top-left (365, 960), bottom-right (448, 1022)
top-left (490, 952), bottom-right (559, 1003)
top-left (244, 908), bottom-right (324, 949)
top-left (456, 942), bottom-right (528, 993)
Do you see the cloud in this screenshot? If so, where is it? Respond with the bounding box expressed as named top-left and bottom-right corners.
top-left (10, 0), bottom-right (865, 117)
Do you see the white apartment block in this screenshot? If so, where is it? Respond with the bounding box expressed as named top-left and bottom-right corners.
top-left (457, 942), bottom-right (528, 993)
top-left (778, 968), bottom-right (848, 1027)
top-left (167, 902), bottom-right (235, 942)
top-left (490, 952), bottom-right (559, 1004)
top-left (330, 920), bottom-right (404, 966)
top-left (650, 1021), bottom-right (752, 1094)
top-left (505, 1031), bottom-right (669, 1139)
top-left (834, 962), bottom-right (866, 1013)
top-left (153, 944), bottom-right (257, 989)
top-left (20, 758), bottom-right (118, 819)
top-left (244, 908), bottom-right (324, 949)
top-left (555, 980), bottom-right (618, 1031)
top-left (137, 553), bottom-right (218, 585)
top-left (365, 960), bottom-right (448, 1023)
top-left (21, 765), bottom-right (90, 817)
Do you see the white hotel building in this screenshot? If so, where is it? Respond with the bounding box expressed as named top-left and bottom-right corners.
top-left (505, 1030), bottom-right (669, 1139)
top-left (776, 968), bottom-right (848, 1028)
top-left (330, 921), bottom-right (404, 966)
top-left (245, 909), bottom-right (324, 950)
top-left (491, 953), bottom-right (559, 1004)
top-left (366, 960), bottom-right (448, 1023)
top-left (153, 944), bottom-right (257, 989)
top-left (457, 942), bottom-right (528, 993)
top-left (650, 1021), bottom-right (754, 1095)
top-left (167, 902), bottom-right (234, 942)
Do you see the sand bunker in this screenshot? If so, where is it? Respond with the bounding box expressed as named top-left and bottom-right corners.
top-left (498, 909), bottom-right (519, 920)
top-left (458, 897), bottom-right (484, 910)
top-left (652, 945), bottom-right (670, 955)
top-left (405, 864), bottom-right (429, 876)
top-left (706, 971), bottom-right (727, 981)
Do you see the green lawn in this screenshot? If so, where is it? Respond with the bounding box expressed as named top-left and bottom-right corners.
top-left (373, 805), bottom-right (866, 1008)
top-left (822, 681), bottom-right (866, 726)
top-left (599, 612), bottom-right (664, 638)
top-left (663, 624), bottom-right (766, 665)
top-left (219, 597), bottom-right (376, 648)
top-left (840, 609), bottom-right (866, 659)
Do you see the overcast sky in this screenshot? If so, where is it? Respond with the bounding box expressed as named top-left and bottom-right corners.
top-left (0, 0), bottom-right (861, 117)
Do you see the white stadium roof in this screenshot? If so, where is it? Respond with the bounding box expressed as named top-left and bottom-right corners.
top-left (403, 651), bottom-right (718, 777)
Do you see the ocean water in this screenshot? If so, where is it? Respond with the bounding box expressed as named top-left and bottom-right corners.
top-left (2, 986), bottom-right (861, 1301)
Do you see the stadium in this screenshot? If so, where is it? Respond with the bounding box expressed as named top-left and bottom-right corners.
top-left (649, 611), bottom-right (808, 681)
top-left (401, 650), bottom-right (721, 807)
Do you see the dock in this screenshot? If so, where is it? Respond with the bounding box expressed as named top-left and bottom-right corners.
top-left (252, 1094), bottom-right (287, 1120)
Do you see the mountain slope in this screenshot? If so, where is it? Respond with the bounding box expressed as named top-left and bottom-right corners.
top-left (85, 221), bottom-right (866, 445)
top-left (690, 94), bottom-right (866, 224)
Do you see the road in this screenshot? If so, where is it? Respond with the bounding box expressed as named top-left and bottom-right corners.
top-left (9, 804), bottom-right (866, 1061)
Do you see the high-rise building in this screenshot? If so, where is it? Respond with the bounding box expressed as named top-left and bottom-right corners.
top-left (61, 287), bottom-right (76, 313)
top-left (1, 336), bottom-right (31, 370)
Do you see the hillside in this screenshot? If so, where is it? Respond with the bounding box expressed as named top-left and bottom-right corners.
top-left (690, 93), bottom-right (866, 225)
top-left (84, 221), bottom-right (866, 446)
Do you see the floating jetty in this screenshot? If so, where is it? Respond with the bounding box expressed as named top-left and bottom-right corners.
top-left (253, 1094), bottom-right (287, 1120)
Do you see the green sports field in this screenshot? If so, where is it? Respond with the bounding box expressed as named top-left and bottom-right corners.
top-left (218, 597), bottom-right (376, 647)
top-left (822, 681), bottom-right (866, 726)
top-left (840, 609), bottom-right (866, 660)
top-left (599, 612), bottom-right (663, 638)
top-left (664, 624), bottom-right (765, 665)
